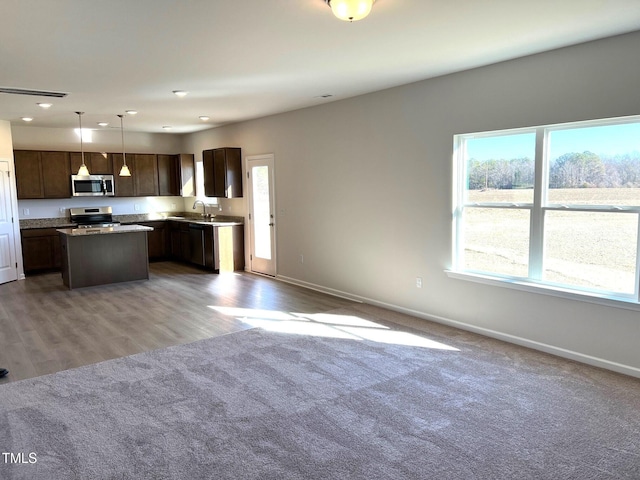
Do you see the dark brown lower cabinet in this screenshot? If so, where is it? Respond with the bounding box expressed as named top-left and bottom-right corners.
top-left (21, 229), bottom-right (62, 273)
top-left (138, 221), bottom-right (168, 260)
top-left (168, 221), bottom-right (244, 271)
top-left (21, 220), bottom-right (244, 274)
top-left (167, 221), bottom-right (190, 262)
top-left (169, 222), bottom-right (182, 260)
top-left (59, 230), bottom-right (149, 289)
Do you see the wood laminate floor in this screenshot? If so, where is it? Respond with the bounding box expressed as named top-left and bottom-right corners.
top-left (0, 261), bottom-right (355, 383)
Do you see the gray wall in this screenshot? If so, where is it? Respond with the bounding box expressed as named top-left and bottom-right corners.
top-left (183, 31), bottom-right (640, 376)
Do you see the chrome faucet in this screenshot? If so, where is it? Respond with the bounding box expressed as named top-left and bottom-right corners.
top-left (192, 200), bottom-right (208, 218)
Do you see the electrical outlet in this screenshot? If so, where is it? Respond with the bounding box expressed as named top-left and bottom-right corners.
top-left (416, 277), bottom-right (423, 288)
top-left (59, 207), bottom-right (66, 214)
top-left (134, 204), bottom-right (140, 212)
top-left (300, 254), bottom-right (304, 264)
top-left (170, 203), bottom-right (176, 210)
top-left (22, 208), bottom-right (29, 216)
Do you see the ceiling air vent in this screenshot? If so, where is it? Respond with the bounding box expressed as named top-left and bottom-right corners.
top-left (0, 87), bottom-right (68, 98)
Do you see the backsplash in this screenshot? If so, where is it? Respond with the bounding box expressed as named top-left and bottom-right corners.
top-left (17, 196), bottom-right (243, 220)
top-left (17, 196), bottom-right (187, 219)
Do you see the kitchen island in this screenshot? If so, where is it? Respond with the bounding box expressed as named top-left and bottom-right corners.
top-left (57, 225), bottom-right (153, 289)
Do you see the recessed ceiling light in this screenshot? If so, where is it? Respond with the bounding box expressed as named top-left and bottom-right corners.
top-left (125, 110), bottom-right (137, 115)
top-left (21, 117), bottom-right (33, 122)
top-left (162, 126), bottom-right (172, 130)
top-left (97, 122), bottom-right (109, 127)
top-left (37, 103), bottom-right (52, 109)
top-left (199, 116), bottom-right (210, 121)
top-left (173, 90), bottom-right (188, 97)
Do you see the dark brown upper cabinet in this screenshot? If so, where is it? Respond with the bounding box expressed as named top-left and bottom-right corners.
top-left (158, 154), bottom-right (195, 197)
top-left (134, 154), bottom-right (159, 196)
top-left (14, 150), bottom-right (70, 198)
top-left (70, 152), bottom-right (113, 175)
top-left (112, 153), bottom-right (158, 197)
top-left (203, 147), bottom-right (242, 198)
top-left (14, 149), bottom-right (194, 199)
top-left (112, 153), bottom-right (135, 197)
top-left (157, 154), bottom-right (179, 196)
top-left (14, 150), bottom-right (43, 198)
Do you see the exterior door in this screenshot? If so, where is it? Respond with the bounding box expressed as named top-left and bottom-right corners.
top-left (0, 161), bottom-right (18, 284)
top-left (247, 154), bottom-right (276, 276)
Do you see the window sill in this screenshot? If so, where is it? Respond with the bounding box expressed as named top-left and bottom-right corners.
top-left (445, 270), bottom-right (640, 312)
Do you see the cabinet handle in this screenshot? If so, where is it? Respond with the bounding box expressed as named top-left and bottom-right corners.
top-left (269, 223), bottom-right (275, 227)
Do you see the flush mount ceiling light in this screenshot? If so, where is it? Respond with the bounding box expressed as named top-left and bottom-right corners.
top-left (324, 0), bottom-right (375, 21)
top-left (117, 114), bottom-right (131, 177)
top-left (37, 102), bottom-right (52, 109)
top-left (125, 110), bottom-right (137, 115)
top-left (199, 116), bottom-right (210, 121)
top-left (21, 117), bottom-right (33, 122)
top-left (162, 126), bottom-right (172, 130)
top-left (97, 122), bottom-right (109, 127)
top-left (173, 90), bottom-right (188, 97)
top-left (75, 112), bottom-right (90, 176)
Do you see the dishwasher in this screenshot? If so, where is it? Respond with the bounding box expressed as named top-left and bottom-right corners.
top-left (188, 224), bottom-right (206, 266)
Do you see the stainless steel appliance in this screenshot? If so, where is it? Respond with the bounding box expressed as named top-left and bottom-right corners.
top-left (71, 174), bottom-right (115, 197)
top-left (69, 206), bottom-right (121, 228)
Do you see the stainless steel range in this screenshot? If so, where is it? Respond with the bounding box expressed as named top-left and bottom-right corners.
top-left (69, 206), bottom-right (121, 228)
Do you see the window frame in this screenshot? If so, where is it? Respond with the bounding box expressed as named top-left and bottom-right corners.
top-left (450, 115), bottom-right (640, 308)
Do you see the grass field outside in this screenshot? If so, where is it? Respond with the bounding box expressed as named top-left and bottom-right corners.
top-left (461, 188), bottom-right (639, 295)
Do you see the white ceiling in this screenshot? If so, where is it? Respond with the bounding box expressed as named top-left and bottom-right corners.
top-left (2, 0), bottom-right (640, 134)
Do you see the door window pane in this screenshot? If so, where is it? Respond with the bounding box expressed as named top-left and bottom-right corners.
top-left (251, 165), bottom-right (271, 259)
top-left (543, 211), bottom-right (638, 294)
top-left (462, 208), bottom-right (530, 277)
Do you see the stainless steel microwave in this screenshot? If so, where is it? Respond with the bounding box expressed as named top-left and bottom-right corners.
top-left (71, 174), bottom-right (115, 196)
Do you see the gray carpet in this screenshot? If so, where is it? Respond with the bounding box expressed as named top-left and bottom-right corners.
top-left (1, 304), bottom-right (639, 479)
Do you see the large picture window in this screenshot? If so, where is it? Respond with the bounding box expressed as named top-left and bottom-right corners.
top-left (452, 116), bottom-right (640, 303)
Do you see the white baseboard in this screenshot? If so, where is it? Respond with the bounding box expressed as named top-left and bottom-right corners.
top-left (276, 274), bottom-right (640, 379)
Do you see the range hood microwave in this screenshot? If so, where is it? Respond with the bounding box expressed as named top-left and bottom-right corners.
top-left (71, 174), bottom-right (115, 197)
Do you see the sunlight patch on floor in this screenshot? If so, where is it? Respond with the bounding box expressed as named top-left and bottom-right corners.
top-left (208, 306), bottom-right (459, 351)
top-left (211, 306), bottom-right (298, 321)
top-left (338, 327), bottom-right (459, 350)
top-left (293, 312), bottom-right (387, 328)
top-left (239, 318), bottom-right (357, 339)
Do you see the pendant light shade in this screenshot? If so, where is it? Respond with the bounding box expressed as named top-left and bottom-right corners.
top-left (75, 111), bottom-right (90, 176)
top-left (325, 0), bottom-right (375, 22)
top-left (118, 114), bottom-right (131, 177)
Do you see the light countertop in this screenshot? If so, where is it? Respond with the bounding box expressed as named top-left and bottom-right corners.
top-left (57, 225), bottom-right (154, 236)
top-left (21, 213), bottom-right (244, 230)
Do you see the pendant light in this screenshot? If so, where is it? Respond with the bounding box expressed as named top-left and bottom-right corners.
top-left (75, 111), bottom-right (90, 176)
top-left (117, 114), bottom-right (131, 177)
top-left (325, 0), bottom-right (375, 22)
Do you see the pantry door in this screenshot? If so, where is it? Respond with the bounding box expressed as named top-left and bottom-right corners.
top-left (247, 155), bottom-right (276, 276)
top-left (0, 161), bottom-right (18, 284)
